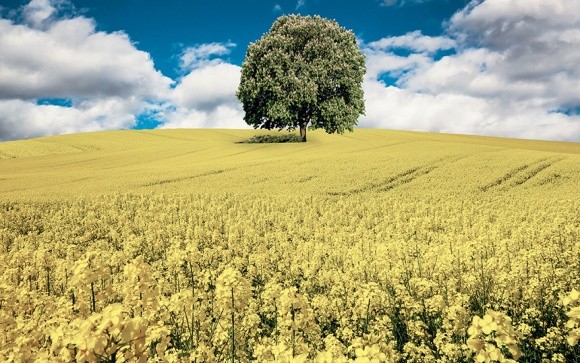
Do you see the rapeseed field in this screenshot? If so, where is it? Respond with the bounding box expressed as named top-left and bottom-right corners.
top-left (1, 129), bottom-right (579, 362)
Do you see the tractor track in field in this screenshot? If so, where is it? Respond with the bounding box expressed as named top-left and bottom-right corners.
top-left (349, 141), bottom-right (415, 154)
top-left (139, 167), bottom-right (241, 187)
top-left (376, 155), bottom-right (469, 192)
top-left (96, 147), bottom-right (217, 171)
top-left (137, 156), bottom-right (290, 188)
top-left (328, 154), bottom-right (468, 196)
top-left (134, 130), bottom-right (201, 142)
top-left (0, 151), bottom-right (13, 159)
top-left (478, 157), bottom-right (563, 192)
top-left (35, 139), bottom-right (103, 152)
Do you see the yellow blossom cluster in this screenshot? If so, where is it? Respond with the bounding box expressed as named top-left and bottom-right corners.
top-left (467, 310), bottom-right (522, 362)
top-left (563, 289), bottom-right (580, 347)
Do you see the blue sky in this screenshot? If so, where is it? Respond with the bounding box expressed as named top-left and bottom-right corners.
top-left (69, 0), bottom-right (468, 78)
top-left (0, 0), bottom-right (579, 141)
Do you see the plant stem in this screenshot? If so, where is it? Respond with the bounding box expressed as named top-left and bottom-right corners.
top-left (91, 282), bottom-right (96, 312)
top-left (364, 298), bottom-right (371, 334)
top-left (231, 287), bottom-right (235, 363)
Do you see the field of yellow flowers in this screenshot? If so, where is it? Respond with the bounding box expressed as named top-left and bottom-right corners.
top-left (0, 129), bottom-right (579, 362)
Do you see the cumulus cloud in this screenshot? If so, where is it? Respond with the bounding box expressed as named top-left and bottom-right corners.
top-left (0, 97), bottom-right (141, 141)
top-left (367, 31), bottom-right (456, 54)
top-left (0, 17), bottom-right (171, 100)
top-left (448, 0), bottom-right (580, 50)
top-left (173, 63), bottom-right (242, 112)
top-left (160, 42), bottom-right (246, 129)
top-left (0, 0), bottom-right (173, 141)
top-left (361, 0), bottom-right (580, 141)
top-left (362, 81), bottom-right (579, 141)
top-left (364, 31), bottom-right (455, 86)
top-left (179, 42), bottom-right (236, 70)
top-left (159, 104), bottom-right (246, 130)
top-left (22, 0), bottom-right (56, 27)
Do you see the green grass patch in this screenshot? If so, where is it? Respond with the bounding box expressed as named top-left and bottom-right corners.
top-left (237, 134), bottom-right (303, 144)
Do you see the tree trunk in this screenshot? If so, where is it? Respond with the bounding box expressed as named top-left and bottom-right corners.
top-left (299, 122), bottom-right (307, 142)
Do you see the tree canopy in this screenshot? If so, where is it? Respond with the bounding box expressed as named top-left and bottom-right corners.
top-left (236, 15), bottom-right (366, 142)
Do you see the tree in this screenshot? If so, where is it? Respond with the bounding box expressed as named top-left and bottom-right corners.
top-left (237, 15), bottom-right (366, 142)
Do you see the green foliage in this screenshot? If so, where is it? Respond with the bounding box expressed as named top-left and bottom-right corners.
top-left (237, 15), bottom-right (366, 141)
top-left (237, 134), bottom-right (304, 144)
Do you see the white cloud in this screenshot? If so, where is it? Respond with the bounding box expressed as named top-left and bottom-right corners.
top-left (361, 79), bottom-right (580, 141)
top-left (448, 0), bottom-right (580, 50)
top-left (180, 42), bottom-right (236, 71)
top-left (23, 0), bottom-right (56, 27)
top-left (362, 0), bottom-right (580, 141)
top-left (0, 97), bottom-right (141, 141)
top-left (448, 0), bottom-right (580, 92)
top-left (161, 42), bottom-right (245, 129)
top-left (0, 16), bottom-right (171, 100)
top-left (173, 63), bottom-right (241, 111)
top-left (364, 51), bottom-right (432, 83)
top-left (159, 104), bottom-right (246, 130)
top-left (0, 0), bottom-right (173, 141)
top-left (364, 31), bottom-right (455, 85)
top-left (367, 31), bottom-right (456, 54)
